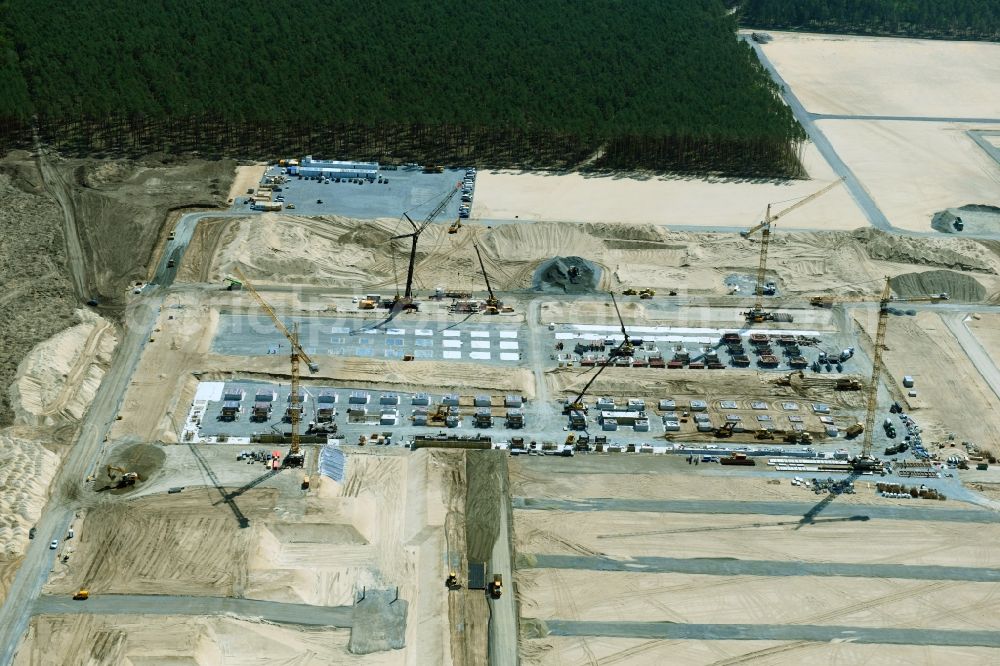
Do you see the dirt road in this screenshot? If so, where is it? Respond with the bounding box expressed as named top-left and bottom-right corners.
top-left (33, 594), bottom-right (353, 627)
top-left (34, 149), bottom-right (89, 301)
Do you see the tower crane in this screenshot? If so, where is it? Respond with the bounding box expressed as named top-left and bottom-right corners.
top-left (391, 182), bottom-right (462, 311)
top-left (741, 177), bottom-right (845, 324)
top-left (472, 241), bottom-right (501, 314)
top-left (232, 267), bottom-right (318, 468)
top-left (803, 275), bottom-right (947, 471)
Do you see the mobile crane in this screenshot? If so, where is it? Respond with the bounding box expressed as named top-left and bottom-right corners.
top-left (232, 267), bottom-right (318, 468)
top-left (741, 177), bottom-right (845, 324)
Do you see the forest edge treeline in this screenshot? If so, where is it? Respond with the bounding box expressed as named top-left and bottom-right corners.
top-left (2, 1), bottom-right (810, 176)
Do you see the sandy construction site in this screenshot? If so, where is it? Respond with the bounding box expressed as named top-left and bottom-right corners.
top-left (1, 28), bottom-right (1000, 666)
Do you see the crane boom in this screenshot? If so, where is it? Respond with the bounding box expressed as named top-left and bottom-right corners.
top-left (860, 277), bottom-right (892, 461)
top-left (392, 182), bottom-right (462, 304)
top-left (231, 267), bottom-right (317, 467)
top-left (741, 178), bottom-right (845, 324)
top-left (473, 241), bottom-right (501, 314)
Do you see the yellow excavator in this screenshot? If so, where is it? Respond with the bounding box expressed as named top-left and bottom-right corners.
top-left (106, 465), bottom-right (139, 487)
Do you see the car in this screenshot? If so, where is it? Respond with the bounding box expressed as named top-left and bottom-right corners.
top-left (49, 540), bottom-right (58, 550)
top-left (29, 527), bottom-right (36, 539)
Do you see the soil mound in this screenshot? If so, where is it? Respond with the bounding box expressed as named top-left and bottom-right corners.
top-left (854, 228), bottom-right (995, 273)
top-left (533, 256), bottom-right (600, 293)
top-left (890, 270), bottom-right (985, 302)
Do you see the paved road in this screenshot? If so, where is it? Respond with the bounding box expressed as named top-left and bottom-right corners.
top-left (524, 554), bottom-right (1000, 583)
top-left (942, 312), bottom-right (1000, 404)
top-left (513, 497), bottom-right (1000, 523)
top-left (0, 208), bottom-right (238, 665)
top-left (813, 114), bottom-right (1000, 124)
top-left (488, 457), bottom-right (519, 666)
top-left (33, 595), bottom-right (353, 627)
top-left (540, 619), bottom-right (1000, 648)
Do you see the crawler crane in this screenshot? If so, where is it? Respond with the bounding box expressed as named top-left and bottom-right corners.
top-left (741, 177), bottom-right (844, 324)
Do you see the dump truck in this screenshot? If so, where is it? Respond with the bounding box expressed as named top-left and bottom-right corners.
top-left (489, 574), bottom-right (503, 599)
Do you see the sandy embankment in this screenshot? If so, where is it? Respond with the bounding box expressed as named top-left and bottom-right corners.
top-left (8, 309), bottom-right (117, 427)
top-left (225, 164), bottom-right (267, 203)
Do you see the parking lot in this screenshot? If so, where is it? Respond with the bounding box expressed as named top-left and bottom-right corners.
top-left (234, 165), bottom-right (474, 220)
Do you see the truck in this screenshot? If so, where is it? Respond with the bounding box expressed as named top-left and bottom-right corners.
top-left (720, 452), bottom-right (755, 466)
top-left (489, 574), bottom-right (503, 599)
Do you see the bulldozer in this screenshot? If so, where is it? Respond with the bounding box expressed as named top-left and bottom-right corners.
top-left (106, 465), bottom-right (138, 488)
top-left (72, 588), bottom-right (89, 601)
top-left (639, 288), bottom-right (655, 299)
top-left (622, 288), bottom-right (638, 296)
top-left (783, 431), bottom-right (813, 445)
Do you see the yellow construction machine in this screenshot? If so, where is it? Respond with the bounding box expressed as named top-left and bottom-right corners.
top-left (448, 219), bottom-right (462, 234)
top-left (73, 588), bottom-right (89, 600)
top-left (106, 465), bottom-right (138, 487)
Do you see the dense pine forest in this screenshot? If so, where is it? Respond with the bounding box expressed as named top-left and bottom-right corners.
top-left (740, 0), bottom-right (1000, 41)
top-left (0, 0), bottom-right (806, 176)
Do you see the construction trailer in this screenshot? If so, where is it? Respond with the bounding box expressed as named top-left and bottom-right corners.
top-left (297, 156), bottom-right (379, 181)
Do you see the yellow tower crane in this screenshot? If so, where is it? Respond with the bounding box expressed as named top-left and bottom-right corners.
top-left (852, 276), bottom-right (948, 471)
top-left (741, 177), bottom-right (845, 324)
top-left (232, 267), bottom-right (318, 468)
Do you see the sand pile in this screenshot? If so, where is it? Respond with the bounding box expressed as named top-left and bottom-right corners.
top-left (854, 229), bottom-right (996, 274)
top-left (8, 309), bottom-right (117, 427)
top-left (890, 270), bottom-right (986, 302)
top-left (0, 434), bottom-right (59, 556)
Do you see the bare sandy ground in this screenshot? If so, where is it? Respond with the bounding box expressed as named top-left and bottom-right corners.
top-left (757, 32), bottom-right (1000, 118)
top-left (0, 434), bottom-right (58, 558)
top-left (8, 309), bottom-right (117, 427)
top-left (525, 636), bottom-right (1000, 666)
top-left (16, 615), bottom-right (400, 666)
top-left (226, 164), bottom-right (266, 204)
top-left (514, 462), bottom-right (1000, 664)
top-left (472, 143), bottom-right (866, 229)
top-left (818, 120), bottom-right (1000, 232)
top-left (869, 311), bottom-right (1000, 455)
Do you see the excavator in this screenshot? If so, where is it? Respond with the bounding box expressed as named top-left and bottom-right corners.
top-left (232, 267), bottom-right (318, 468)
top-left (741, 177), bottom-right (844, 324)
top-left (106, 465), bottom-right (139, 488)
